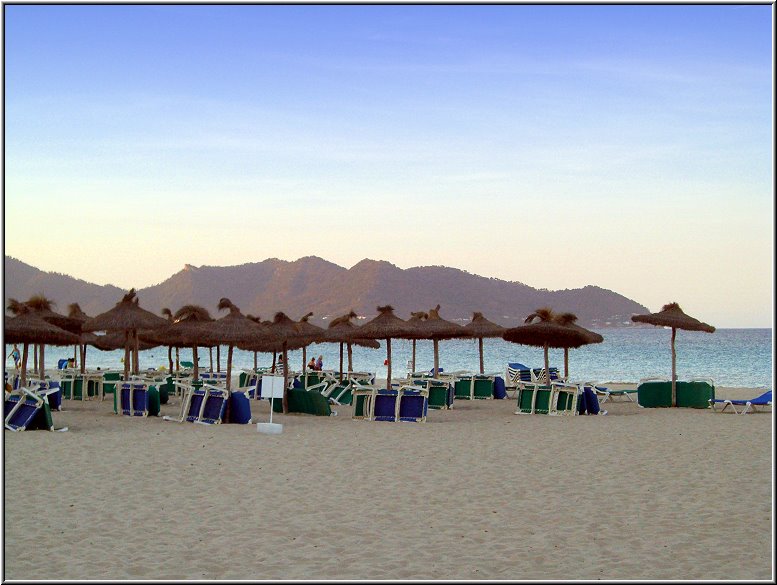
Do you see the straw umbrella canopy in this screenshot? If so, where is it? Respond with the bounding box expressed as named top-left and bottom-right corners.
top-left (340, 305), bottom-right (425, 390)
top-left (198, 298), bottom-right (274, 391)
top-left (140, 305), bottom-right (214, 382)
top-left (324, 311), bottom-right (381, 380)
top-left (552, 312), bottom-right (604, 379)
top-left (631, 302), bottom-right (715, 407)
top-left (82, 289), bottom-right (169, 380)
top-left (5, 311), bottom-right (80, 385)
top-left (502, 308), bottom-right (591, 384)
top-left (419, 305), bottom-right (467, 376)
top-left (461, 311), bottom-right (506, 374)
top-left (8, 295), bottom-right (83, 379)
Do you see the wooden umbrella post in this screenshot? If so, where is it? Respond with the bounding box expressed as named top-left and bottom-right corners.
top-left (386, 338), bottom-right (392, 390)
top-left (347, 342), bottom-right (353, 373)
top-left (193, 345), bottom-right (199, 382)
top-left (543, 342), bottom-right (550, 386)
top-left (478, 337), bottom-right (484, 374)
top-left (671, 327), bottom-right (677, 407)
top-left (433, 339), bottom-right (440, 376)
top-left (564, 348), bottom-right (569, 379)
top-left (282, 342), bottom-right (289, 413)
top-left (412, 339), bottom-right (416, 373)
top-left (20, 343), bottom-right (29, 387)
top-left (339, 343), bottom-right (344, 381)
top-left (226, 345), bottom-right (233, 391)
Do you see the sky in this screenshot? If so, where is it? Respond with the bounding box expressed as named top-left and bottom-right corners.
top-left (2, 4), bottom-right (774, 328)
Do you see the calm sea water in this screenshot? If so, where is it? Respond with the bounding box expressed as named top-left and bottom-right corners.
top-left (6, 328), bottom-right (773, 389)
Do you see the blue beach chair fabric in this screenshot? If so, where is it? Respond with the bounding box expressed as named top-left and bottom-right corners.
top-left (709, 390), bottom-right (771, 414)
top-left (4, 386), bottom-right (67, 432)
top-left (398, 385), bottom-right (428, 422)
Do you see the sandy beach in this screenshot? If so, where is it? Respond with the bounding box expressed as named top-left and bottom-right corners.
top-left (3, 383), bottom-right (772, 581)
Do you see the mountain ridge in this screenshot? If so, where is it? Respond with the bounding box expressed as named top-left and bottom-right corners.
top-left (4, 255), bottom-right (648, 328)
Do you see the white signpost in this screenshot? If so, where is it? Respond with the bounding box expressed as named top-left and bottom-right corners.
top-left (257, 374), bottom-right (284, 434)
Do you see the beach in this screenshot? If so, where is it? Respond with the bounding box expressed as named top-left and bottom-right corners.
top-left (3, 384), bottom-right (773, 581)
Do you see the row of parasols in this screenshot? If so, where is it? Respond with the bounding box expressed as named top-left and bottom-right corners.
top-left (5, 290), bottom-right (714, 412)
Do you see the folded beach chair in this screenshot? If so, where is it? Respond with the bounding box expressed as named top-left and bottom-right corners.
top-left (352, 384), bottom-right (376, 421)
top-left (5, 386), bottom-right (67, 432)
top-left (397, 384), bottom-right (428, 422)
top-left (119, 382), bottom-right (151, 417)
top-left (532, 367), bottom-right (562, 384)
top-left (709, 390), bottom-right (771, 414)
top-left (505, 363), bottom-right (533, 398)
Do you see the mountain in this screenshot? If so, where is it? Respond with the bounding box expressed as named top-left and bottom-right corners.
top-left (3, 255), bottom-right (648, 327)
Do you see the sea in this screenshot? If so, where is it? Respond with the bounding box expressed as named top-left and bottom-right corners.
top-left (6, 327), bottom-right (773, 389)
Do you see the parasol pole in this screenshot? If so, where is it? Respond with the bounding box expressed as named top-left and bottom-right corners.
top-left (386, 337), bottom-right (392, 390)
top-left (20, 343), bottom-right (29, 387)
top-left (282, 341), bottom-right (289, 413)
top-left (253, 350), bottom-right (257, 371)
top-left (671, 327), bottom-right (677, 407)
top-left (123, 331), bottom-right (130, 380)
top-left (193, 345), bottom-right (199, 382)
top-left (478, 337), bottom-right (484, 374)
top-left (433, 339), bottom-right (440, 376)
top-left (347, 342), bottom-right (353, 373)
top-left (564, 348), bottom-right (569, 379)
top-left (543, 342), bottom-right (550, 386)
top-left (217, 345), bottom-right (221, 373)
top-left (226, 344), bottom-right (233, 391)
top-left (412, 339), bottom-right (416, 373)
top-left (339, 343), bottom-right (344, 381)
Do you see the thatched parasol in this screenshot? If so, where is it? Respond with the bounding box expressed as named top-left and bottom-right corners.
top-left (340, 305), bottom-right (424, 390)
top-left (502, 307), bottom-right (591, 384)
top-left (198, 298), bottom-right (273, 391)
top-left (141, 305), bottom-right (214, 382)
top-left (82, 289), bottom-right (168, 380)
top-left (461, 311), bottom-right (506, 374)
top-left (419, 305), bottom-right (467, 376)
top-left (631, 302), bottom-right (715, 406)
top-left (325, 311), bottom-right (380, 380)
top-left (5, 311), bottom-right (80, 385)
top-left (8, 295), bottom-right (83, 380)
top-left (553, 312), bottom-right (604, 379)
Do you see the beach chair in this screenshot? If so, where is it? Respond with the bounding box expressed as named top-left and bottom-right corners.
top-left (397, 384), bottom-right (428, 422)
top-left (454, 374), bottom-right (475, 400)
top-left (582, 382), bottom-right (637, 404)
top-left (5, 386), bottom-right (67, 432)
top-left (637, 377), bottom-right (672, 408)
top-left (532, 367), bottom-right (563, 384)
top-left (373, 388), bottom-right (400, 421)
top-left (549, 381), bottom-right (579, 415)
top-left (119, 381), bottom-right (151, 417)
top-left (505, 363), bottom-right (533, 398)
top-left (709, 390), bottom-right (771, 414)
top-left (352, 384), bottom-right (376, 421)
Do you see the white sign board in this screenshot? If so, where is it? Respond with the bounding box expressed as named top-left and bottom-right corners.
top-left (261, 375), bottom-right (285, 399)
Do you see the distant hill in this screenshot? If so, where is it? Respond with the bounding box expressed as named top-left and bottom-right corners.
top-left (3, 255), bottom-right (648, 327)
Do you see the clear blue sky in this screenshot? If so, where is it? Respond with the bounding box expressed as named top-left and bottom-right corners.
top-left (3, 4), bottom-right (773, 327)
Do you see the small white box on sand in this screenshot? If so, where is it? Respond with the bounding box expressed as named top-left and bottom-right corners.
top-left (257, 422), bottom-right (283, 434)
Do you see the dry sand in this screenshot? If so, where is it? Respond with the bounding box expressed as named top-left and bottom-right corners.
top-left (3, 384), bottom-right (773, 581)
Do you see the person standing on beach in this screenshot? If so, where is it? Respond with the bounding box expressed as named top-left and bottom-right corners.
top-left (307, 357), bottom-right (316, 371)
top-left (315, 355), bottom-right (323, 371)
top-left (7, 344), bottom-right (21, 369)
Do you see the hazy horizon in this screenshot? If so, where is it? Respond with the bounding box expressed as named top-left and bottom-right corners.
top-left (3, 5), bottom-right (773, 328)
